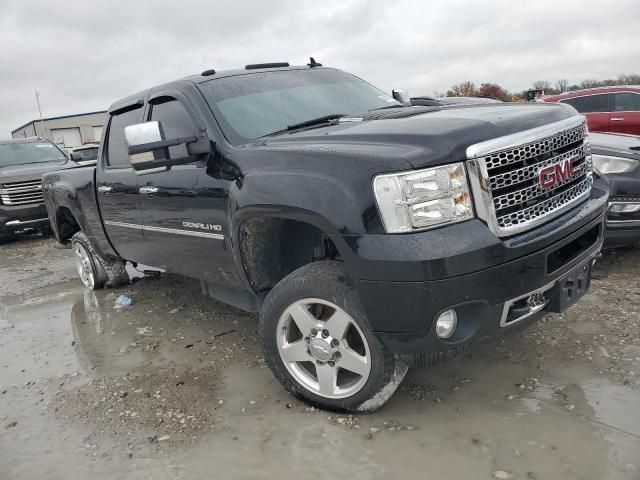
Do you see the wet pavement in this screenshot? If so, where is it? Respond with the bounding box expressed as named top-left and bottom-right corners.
top-left (1, 236), bottom-right (639, 480)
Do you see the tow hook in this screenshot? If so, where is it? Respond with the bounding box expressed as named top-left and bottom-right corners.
top-left (592, 253), bottom-right (602, 267)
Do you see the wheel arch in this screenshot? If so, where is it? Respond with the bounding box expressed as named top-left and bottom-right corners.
top-left (232, 207), bottom-right (347, 294)
top-left (54, 206), bottom-right (81, 242)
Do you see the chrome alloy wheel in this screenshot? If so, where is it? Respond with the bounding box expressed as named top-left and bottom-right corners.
top-left (74, 243), bottom-right (95, 289)
top-left (276, 298), bottom-right (372, 399)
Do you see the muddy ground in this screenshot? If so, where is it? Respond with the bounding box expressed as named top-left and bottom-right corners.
top-left (1, 235), bottom-right (639, 480)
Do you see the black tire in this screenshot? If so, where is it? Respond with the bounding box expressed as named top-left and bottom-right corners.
top-left (0, 233), bottom-right (16, 244)
top-left (260, 261), bottom-right (407, 412)
top-left (71, 232), bottom-right (129, 289)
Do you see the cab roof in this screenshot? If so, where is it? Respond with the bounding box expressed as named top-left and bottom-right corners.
top-left (108, 63), bottom-right (324, 114)
top-left (543, 85), bottom-right (640, 101)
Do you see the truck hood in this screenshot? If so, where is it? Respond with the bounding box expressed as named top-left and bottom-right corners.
top-left (0, 160), bottom-right (71, 184)
top-left (262, 103), bottom-right (577, 169)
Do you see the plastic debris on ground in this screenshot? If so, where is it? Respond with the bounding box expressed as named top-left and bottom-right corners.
top-left (114, 294), bottom-right (133, 309)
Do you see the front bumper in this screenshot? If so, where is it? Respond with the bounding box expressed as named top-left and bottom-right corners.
top-left (0, 203), bottom-right (50, 233)
top-left (365, 216), bottom-right (603, 366)
top-left (602, 171), bottom-right (640, 248)
top-left (337, 181), bottom-right (608, 367)
top-left (603, 200), bottom-right (640, 248)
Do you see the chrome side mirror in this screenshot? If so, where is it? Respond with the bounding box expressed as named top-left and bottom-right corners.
top-left (392, 89), bottom-right (411, 106)
top-left (124, 121), bottom-right (167, 167)
top-left (125, 121), bottom-right (163, 146)
top-left (124, 121), bottom-right (173, 175)
top-left (124, 121), bottom-right (205, 175)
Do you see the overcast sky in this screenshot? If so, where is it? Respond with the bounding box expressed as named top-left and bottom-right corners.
top-left (1, 0), bottom-right (639, 137)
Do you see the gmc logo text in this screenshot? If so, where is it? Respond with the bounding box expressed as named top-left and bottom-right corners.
top-left (538, 156), bottom-right (580, 189)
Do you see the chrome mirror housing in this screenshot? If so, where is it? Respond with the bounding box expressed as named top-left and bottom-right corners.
top-left (124, 121), bottom-right (170, 174)
top-left (124, 121), bottom-right (163, 146)
top-left (392, 89), bottom-right (411, 106)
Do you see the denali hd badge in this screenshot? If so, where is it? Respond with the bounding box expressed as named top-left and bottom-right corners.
top-left (182, 221), bottom-right (222, 231)
top-left (538, 156), bottom-right (579, 189)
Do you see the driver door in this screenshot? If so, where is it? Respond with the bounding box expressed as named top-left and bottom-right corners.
top-left (134, 95), bottom-right (238, 286)
top-left (610, 92), bottom-right (640, 135)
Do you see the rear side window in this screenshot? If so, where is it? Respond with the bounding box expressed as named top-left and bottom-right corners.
top-left (149, 98), bottom-right (197, 160)
top-left (106, 108), bottom-right (143, 167)
top-left (560, 94), bottom-right (610, 113)
top-left (613, 92), bottom-right (640, 112)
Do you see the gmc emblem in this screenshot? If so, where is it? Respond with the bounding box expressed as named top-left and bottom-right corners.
top-left (538, 156), bottom-right (579, 189)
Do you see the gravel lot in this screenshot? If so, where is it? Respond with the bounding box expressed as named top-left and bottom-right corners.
top-left (1, 235), bottom-right (639, 480)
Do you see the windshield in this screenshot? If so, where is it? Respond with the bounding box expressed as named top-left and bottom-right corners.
top-left (0, 141), bottom-right (67, 167)
top-left (202, 68), bottom-right (400, 144)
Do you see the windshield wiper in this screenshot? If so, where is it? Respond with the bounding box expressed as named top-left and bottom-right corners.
top-left (368, 104), bottom-right (406, 111)
top-left (286, 113), bottom-right (347, 130)
top-left (259, 114), bottom-right (347, 139)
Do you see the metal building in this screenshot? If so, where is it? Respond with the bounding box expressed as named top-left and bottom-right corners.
top-left (11, 111), bottom-right (107, 149)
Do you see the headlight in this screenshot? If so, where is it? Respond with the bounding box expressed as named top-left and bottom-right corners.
top-left (591, 154), bottom-right (638, 174)
top-left (609, 203), bottom-right (640, 214)
top-left (373, 163), bottom-right (474, 233)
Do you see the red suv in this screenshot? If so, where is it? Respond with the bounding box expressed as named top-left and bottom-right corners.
top-left (542, 86), bottom-right (640, 135)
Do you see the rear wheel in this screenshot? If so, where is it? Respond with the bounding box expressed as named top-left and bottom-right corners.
top-left (260, 261), bottom-right (407, 412)
top-left (71, 232), bottom-right (128, 289)
top-left (0, 233), bottom-right (16, 244)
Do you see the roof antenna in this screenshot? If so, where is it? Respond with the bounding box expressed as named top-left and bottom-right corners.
top-left (307, 57), bottom-right (322, 68)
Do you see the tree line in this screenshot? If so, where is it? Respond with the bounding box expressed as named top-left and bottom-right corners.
top-left (445, 73), bottom-right (640, 101)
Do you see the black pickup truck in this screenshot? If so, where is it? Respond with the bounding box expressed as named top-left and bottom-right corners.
top-left (43, 62), bottom-right (608, 411)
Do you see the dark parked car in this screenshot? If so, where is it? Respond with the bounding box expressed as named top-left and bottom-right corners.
top-left (43, 62), bottom-right (607, 411)
top-left (543, 87), bottom-right (640, 135)
top-left (589, 132), bottom-right (640, 247)
top-left (0, 137), bottom-right (70, 242)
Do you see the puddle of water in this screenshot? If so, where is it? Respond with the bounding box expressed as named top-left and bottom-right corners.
top-left (0, 284), bottom-right (83, 386)
top-left (1, 275), bottom-right (638, 480)
top-left (583, 378), bottom-right (640, 478)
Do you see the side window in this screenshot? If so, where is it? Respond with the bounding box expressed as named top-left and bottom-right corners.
top-left (613, 92), bottom-right (640, 112)
top-left (560, 98), bottom-right (579, 109)
top-left (560, 94), bottom-right (609, 113)
top-left (106, 108), bottom-right (143, 167)
top-left (149, 98), bottom-right (197, 159)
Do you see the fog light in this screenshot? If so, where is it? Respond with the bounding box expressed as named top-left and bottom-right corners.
top-left (435, 309), bottom-right (457, 339)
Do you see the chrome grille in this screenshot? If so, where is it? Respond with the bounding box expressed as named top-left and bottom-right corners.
top-left (489, 144), bottom-right (588, 190)
top-left (483, 123), bottom-right (586, 170)
top-left (0, 180), bottom-right (44, 206)
top-left (492, 149), bottom-right (591, 211)
top-left (496, 177), bottom-right (592, 230)
top-left (466, 116), bottom-right (592, 237)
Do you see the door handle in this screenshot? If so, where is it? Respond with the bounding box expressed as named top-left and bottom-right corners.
top-left (139, 186), bottom-right (159, 195)
top-left (611, 117), bottom-right (625, 121)
top-left (97, 185), bottom-right (112, 194)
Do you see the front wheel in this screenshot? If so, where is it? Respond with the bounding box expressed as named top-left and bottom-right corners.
top-left (260, 261), bottom-right (407, 412)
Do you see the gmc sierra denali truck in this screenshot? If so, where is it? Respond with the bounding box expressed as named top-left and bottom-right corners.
top-left (43, 62), bottom-right (608, 411)
top-left (1, 137), bottom-right (70, 242)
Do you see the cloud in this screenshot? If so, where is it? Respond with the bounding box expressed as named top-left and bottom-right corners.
top-left (1, 0), bottom-right (639, 136)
